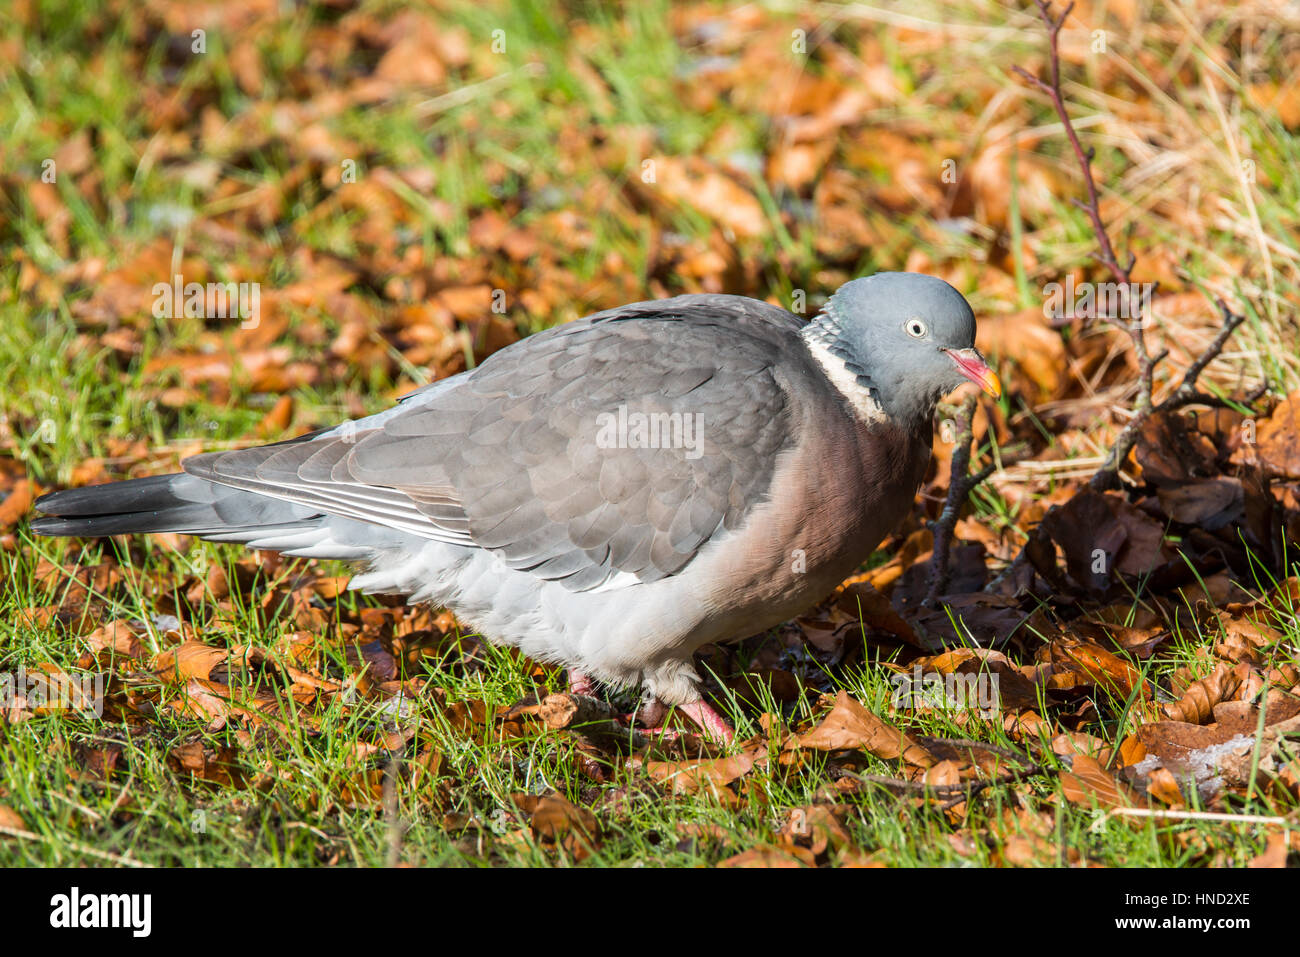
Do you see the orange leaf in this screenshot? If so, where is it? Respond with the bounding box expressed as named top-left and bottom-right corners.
top-left (255, 395), bottom-right (294, 438)
top-left (154, 640), bottom-right (228, 682)
top-left (790, 691), bottom-right (935, 767)
top-left (1060, 754), bottom-right (1146, 809)
top-left (1161, 662), bottom-right (1247, 724)
top-left (0, 479), bottom-right (34, 530)
top-left (717, 845), bottom-right (815, 868)
top-left (646, 752), bottom-right (755, 795)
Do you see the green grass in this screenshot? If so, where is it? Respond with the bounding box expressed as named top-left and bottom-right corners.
top-left (3, 524), bottom-right (1297, 866)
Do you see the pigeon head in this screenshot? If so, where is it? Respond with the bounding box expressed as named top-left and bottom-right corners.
top-left (803, 272), bottom-right (1000, 427)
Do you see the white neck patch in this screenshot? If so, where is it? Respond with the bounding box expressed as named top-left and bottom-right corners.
top-left (802, 335), bottom-right (888, 425)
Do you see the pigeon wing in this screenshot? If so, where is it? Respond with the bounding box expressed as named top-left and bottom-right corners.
top-left (186, 296), bottom-right (800, 591)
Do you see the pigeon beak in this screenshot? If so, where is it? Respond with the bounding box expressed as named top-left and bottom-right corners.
top-left (944, 347), bottom-right (1002, 398)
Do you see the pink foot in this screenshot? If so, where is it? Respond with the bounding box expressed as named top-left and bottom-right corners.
top-left (568, 669), bottom-right (596, 697)
top-left (631, 699), bottom-right (734, 744)
top-left (565, 674), bottom-right (735, 744)
top-left (679, 699), bottom-right (735, 743)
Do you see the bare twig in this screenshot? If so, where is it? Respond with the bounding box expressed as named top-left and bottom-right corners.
top-left (926, 397), bottom-right (988, 605)
top-left (925, 397), bottom-right (1024, 606)
top-left (845, 737), bottom-right (1046, 807)
top-left (538, 693), bottom-right (647, 751)
top-left (1173, 301), bottom-right (1248, 396)
top-left (382, 754), bottom-right (406, 868)
top-left (0, 823), bottom-right (148, 867)
top-left (1012, 3), bottom-right (1128, 288)
top-left (1012, 0), bottom-right (1265, 491)
top-left (1088, 807), bottom-right (1291, 830)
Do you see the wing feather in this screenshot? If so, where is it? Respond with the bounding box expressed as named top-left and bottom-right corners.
top-left (181, 295), bottom-right (802, 589)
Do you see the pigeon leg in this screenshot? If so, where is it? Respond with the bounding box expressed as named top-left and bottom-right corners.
top-left (566, 673), bottom-right (734, 743)
top-left (679, 699), bottom-right (735, 742)
top-left (633, 698), bottom-right (734, 743)
top-left (568, 669), bottom-right (597, 697)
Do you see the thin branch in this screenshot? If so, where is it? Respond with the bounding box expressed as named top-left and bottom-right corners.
top-left (924, 396), bottom-right (1025, 606)
top-left (1089, 807), bottom-right (1290, 830)
top-left (845, 737), bottom-right (1046, 807)
top-left (1011, 4), bottom-right (1126, 289)
top-left (0, 823), bottom-right (148, 867)
top-left (925, 396), bottom-right (980, 606)
top-left (1012, 0), bottom-right (1264, 492)
top-left (1169, 300), bottom-right (1247, 401)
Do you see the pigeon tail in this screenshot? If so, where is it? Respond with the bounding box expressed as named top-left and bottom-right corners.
top-left (33, 472), bottom-right (317, 539)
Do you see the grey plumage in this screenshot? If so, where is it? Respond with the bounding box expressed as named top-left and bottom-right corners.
top-left (34, 273), bottom-right (997, 712)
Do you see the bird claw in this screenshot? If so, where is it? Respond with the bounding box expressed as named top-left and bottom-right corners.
top-left (567, 669), bottom-right (597, 697)
top-left (679, 699), bottom-right (736, 743)
top-left (568, 670), bottom-right (735, 744)
top-left (620, 698), bottom-right (735, 745)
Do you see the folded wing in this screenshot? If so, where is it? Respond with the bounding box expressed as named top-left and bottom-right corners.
top-left (182, 295), bottom-right (800, 590)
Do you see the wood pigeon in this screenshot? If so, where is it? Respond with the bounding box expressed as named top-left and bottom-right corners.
top-left (34, 272), bottom-right (1000, 740)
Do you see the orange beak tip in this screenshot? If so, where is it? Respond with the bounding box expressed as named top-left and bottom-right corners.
top-left (946, 348), bottom-right (1002, 399)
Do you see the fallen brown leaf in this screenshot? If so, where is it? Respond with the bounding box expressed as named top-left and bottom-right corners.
top-left (646, 752), bottom-right (756, 796)
top-left (717, 845), bottom-right (815, 868)
top-left (0, 806), bottom-right (30, 832)
top-left (1162, 662), bottom-right (1248, 723)
top-left (525, 793), bottom-right (601, 862)
top-left (1248, 831), bottom-right (1295, 868)
top-left (789, 691), bottom-right (935, 767)
top-left (0, 479), bottom-right (34, 530)
top-left (1060, 754), bottom-right (1146, 809)
top-left (154, 640), bottom-right (229, 682)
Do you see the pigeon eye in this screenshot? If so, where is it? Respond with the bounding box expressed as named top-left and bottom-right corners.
top-left (905, 318), bottom-right (928, 338)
